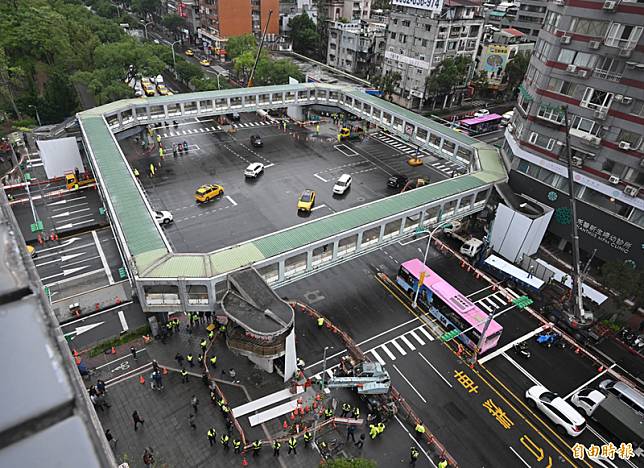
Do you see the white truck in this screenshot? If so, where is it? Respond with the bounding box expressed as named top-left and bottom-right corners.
top-left (443, 220), bottom-right (484, 258)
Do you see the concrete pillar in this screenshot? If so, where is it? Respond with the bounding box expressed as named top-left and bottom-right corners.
top-left (177, 281), bottom-right (189, 310)
top-left (399, 216), bottom-right (406, 234)
top-left (356, 231), bottom-right (363, 251)
top-left (378, 224), bottom-right (385, 242)
top-left (306, 250), bottom-right (313, 271)
top-left (332, 239), bottom-right (339, 260)
top-left (278, 260), bottom-right (285, 282)
top-left (248, 354), bottom-right (273, 373)
top-left (287, 105), bottom-right (305, 121)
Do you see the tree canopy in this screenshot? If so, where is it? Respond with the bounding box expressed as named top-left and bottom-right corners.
top-left (425, 56), bottom-right (472, 98)
top-left (372, 71), bottom-right (401, 100)
top-left (288, 13), bottom-right (319, 58)
top-left (503, 51), bottom-right (531, 95)
top-left (601, 261), bottom-right (643, 307)
top-left (226, 34), bottom-right (257, 61)
top-left (324, 458), bottom-right (377, 468)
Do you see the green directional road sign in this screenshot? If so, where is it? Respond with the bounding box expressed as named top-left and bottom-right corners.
top-left (512, 295), bottom-right (534, 309)
top-left (440, 329), bottom-right (460, 342)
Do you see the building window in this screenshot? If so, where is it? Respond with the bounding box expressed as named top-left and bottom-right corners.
top-left (517, 93), bottom-right (531, 115)
top-left (570, 115), bottom-right (601, 137)
top-left (545, 78), bottom-right (577, 97)
top-left (631, 209), bottom-right (644, 229)
top-left (580, 187), bottom-right (631, 218)
top-left (390, 32), bottom-right (396, 40)
top-left (630, 100), bottom-right (644, 118)
top-left (605, 23), bottom-right (643, 49)
top-left (580, 87), bottom-right (614, 111)
top-left (557, 49), bottom-right (597, 68)
top-left (537, 105), bottom-right (565, 124)
top-left (533, 40), bottom-right (552, 62)
top-left (570, 18), bottom-right (609, 37)
top-left (425, 24), bottom-right (431, 32)
top-left (617, 130), bottom-right (642, 149)
top-left (529, 132), bottom-right (557, 151)
top-left (543, 11), bottom-right (561, 33)
top-left (422, 39), bottom-right (428, 47)
top-left (402, 20), bottom-right (410, 27)
top-left (570, 147), bottom-right (595, 161)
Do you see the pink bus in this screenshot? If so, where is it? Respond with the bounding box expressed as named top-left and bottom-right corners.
top-left (458, 113), bottom-right (503, 135)
top-left (396, 258), bottom-right (503, 353)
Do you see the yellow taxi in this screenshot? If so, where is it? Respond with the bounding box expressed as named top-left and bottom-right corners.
top-left (200, 59), bottom-right (211, 67)
top-left (143, 83), bottom-right (156, 96)
top-left (297, 190), bottom-right (316, 212)
top-left (195, 184), bottom-right (224, 203)
top-left (185, 49), bottom-right (194, 57)
top-left (156, 84), bottom-right (169, 95)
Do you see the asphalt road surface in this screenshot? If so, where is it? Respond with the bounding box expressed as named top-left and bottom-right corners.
top-left (124, 113), bottom-right (456, 253)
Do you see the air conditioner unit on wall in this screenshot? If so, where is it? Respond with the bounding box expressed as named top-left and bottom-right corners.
top-left (609, 175), bottom-right (620, 184)
top-left (603, 1), bottom-right (617, 11)
top-left (588, 41), bottom-right (601, 50)
top-left (618, 48), bottom-right (632, 58)
top-left (587, 135), bottom-right (601, 147)
top-left (578, 69), bottom-right (588, 78)
top-left (561, 35), bottom-right (572, 44)
top-left (572, 156), bottom-right (584, 167)
top-left (594, 109), bottom-right (607, 120)
top-left (566, 64), bottom-right (577, 73)
top-left (618, 141), bottom-right (632, 150)
top-left (624, 185), bottom-right (640, 197)
top-left (621, 96), bottom-right (633, 105)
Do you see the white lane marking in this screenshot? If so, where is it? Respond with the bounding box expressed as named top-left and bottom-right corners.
top-left (505, 288), bottom-right (521, 299)
top-left (390, 339), bottom-right (407, 356)
top-left (477, 300), bottom-right (493, 313)
top-left (34, 252), bottom-right (85, 267)
top-left (418, 352), bottom-right (453, 388)
top-left (62, 301), bottom-right (134, 327)
top-left (199, 128), bottom-right (205, 132)
top-left (392, 364), bottom-right (427, 403)
top-left (313, 173), bottom-right (328, 182)
top-left (417, 326), bottom-right (435, 342)
top-left (304, 317), bottom-right (420, 370)
top-left (394, 415), bottom-right (437, 467)
top-left (225, 195), bottom-right (237, 206)
top-left (92, 230), bottom-right (114, 285)
top-left (478, 324), bottom-right (549, 364)
top-left (94, 346), bottom-right (144, 369)
top-left (399, 335), bottom-right (416, 351)
top-left (311, 204), bottom-right (328, 212)
top-left (264, 163), bottom-right (275, 169)
top-left (182, 130), bottom-right (187, 135)
top-left (509, 447), bottom-right (532, 467)
top-left (117, 310), bottom-right (128, 333)
top-left (467, 285), bottom-right (496, 298)
top-left (41, 265), bottom-right (89, 281)
top-left (369, 349), bottom-right (386, 365)
top-left (326, 369), bottom-right (334, 378)
top-left (408, 330), bottom-right (425, 346)
top-left (563, 364), bottom-right (616, 400)
top-left (43, 268), bottom-right (104, 288)
top-left (379, 344), bottom-right (396, 361)
top-left (502, 353), bottom-right (543, 386)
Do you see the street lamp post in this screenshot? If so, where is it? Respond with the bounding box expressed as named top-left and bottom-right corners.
top-left (411, 220), bottom-right (453, 308)
top-left (141, 20), bottom-right (153, 40)
top-left (313, 345), bottom-right (333, 450)
top-left (28, 105), bottom-right (41, 126)
top-left (170, 40), bottom-right (181, 79)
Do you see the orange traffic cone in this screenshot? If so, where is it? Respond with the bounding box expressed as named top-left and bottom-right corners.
top-left (139, 375), bottom-right (145, 384)
top-left (111, 346), bottom-right (116, 354)
top-left (162, 367), bottom-right (168, 375)
top-left (73, 349), bottom-right (79, 358)
top-left (598, 366), bottom-right (604, 373)
top-left (290, 412), bottom-right (295, 421)
top-left (242, 457), bottom-right (248, 467)
top-left (75, 356), bottom-right (81, 365)
top-left (575, 347), bottom-right (580, 355)
top-left (283, 420), bottom-right (288, 429)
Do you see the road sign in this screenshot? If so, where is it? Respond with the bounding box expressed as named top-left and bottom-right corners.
top-left (440, 329), bottom-right (460, 342)
top-left (512, 296), bottom-right (534, 309)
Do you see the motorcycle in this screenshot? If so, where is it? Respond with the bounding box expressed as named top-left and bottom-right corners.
top-left (536, 331), bottom-right (565, 349)
top-left (173, 120), bottom-right (179, 128)
top-left (513, 342), bottom-right (531, 358)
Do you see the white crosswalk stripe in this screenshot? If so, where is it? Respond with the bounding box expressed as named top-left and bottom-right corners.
top-left (182, 130), bottom-right (187, 135)
top-left (369, 349), bottom-right (386, 365)
top-left (408, 330), bottom-right (425, 346)
top-left (199, 128), bottom-right (205, 132)
top-left (390, 339), bottom-right (407, 356)
top-left (417, 327), bottom-right (435, 342)
top-left (399, 335), bottom-right (416, 351)
top-left (379, 344), bottom-right (396, 361)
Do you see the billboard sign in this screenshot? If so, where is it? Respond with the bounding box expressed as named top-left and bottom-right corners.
top-left (392, 0), bottom-right (444, 12)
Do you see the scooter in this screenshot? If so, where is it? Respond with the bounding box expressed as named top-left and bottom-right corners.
top-left (513, 342), bottom-right (531, 358)
top-left (173, 120), bottom-right (179, 128)
top-left (536, 331), bottom-right (565, 349)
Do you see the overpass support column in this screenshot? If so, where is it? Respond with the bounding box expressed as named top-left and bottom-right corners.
top-left (306, 250), bottom-right (313, 271)
top-left (378, 224), bottom-right (385, 242)
top-left (287, 105), bottom-right (305, 121)
top-left (177, 281), bottom-right (189, 311)
top-left (331, 240), bottom-right (339, 260)
top-left (277, 260), bottom-right (286, 282)
top-left (356, 231), bottom-right (363, 251)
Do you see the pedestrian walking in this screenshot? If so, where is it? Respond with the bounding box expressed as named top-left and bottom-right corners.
top-left (188, 413), bottom-right (196, 430)
top-left (175, 352), bottom-right (184, 367)
top-left (252, 440), bottom-right (262, 456)
top-left (233, 439), bottom-right (242, 454)
top-left (151, 360), bottom-right (159, 373)
top-left (273, 440), bottom-right (281, 456)
top-left (347, 425), bottom-right (356, 443)
top-left (200, 338), bottom-right (207, 352)
top-left (228, 368), bottom-right (237, 382)
top-left (415, 422), bottom-right (426, 440)
top-left (96, 393), bottom-right (111, 409)
top-left (355, 433), bottom-right (365, 449)
top-left (90, 394), bottom-right (104, 411)
top-left (191, 395), bottom-right (199, 414)
top-left (149, 163), bottom-right (155, 177)
top-left (209, 355), bottom-right (217, 369)
top-left (324, 407), bottom-right (334, 419)
top-left (186, 353), bottom-right (194, 367)
top-left (105, 429), bottom-right (118, 449)
top-left (143, 448), bottom-right (154, 467)
top-left (207, 427), bottom-right (216, 446)
top-left (369, 424), bottom-right (378, 439)
top-left (317, 317), bottom-right (324, 328)
top-left (288, 436), bottom-right (297, 455)
top-left (181, 368), bottom-right (189, 383)
top-left (303, 431), bottom-right (312, 447)
top-left (197, 353), bottom-right (204, 366)
top-left (377, 422), bottom-right (385, 436)
top-left (225, 417), bottom-right (233, 434)
top-left (438, 458), bottom-right (448, 468)
top-left (96, 379), bottom-right (106, 395)
top-left (410, 446), bottom-right (420, 466)
top-left (352, 406), bottom-right (360, 419)
top-left (341, 402), bottom-right (351, 417)
top-left (220, 433), bottom-right (230, 450)
top-left (130, 346), bottom-right (137, 360)
top-left (132, 410), bottom-right (145, 431)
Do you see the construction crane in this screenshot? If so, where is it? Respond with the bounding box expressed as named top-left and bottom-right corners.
top-left (247, 9), bottom-right (273, 88)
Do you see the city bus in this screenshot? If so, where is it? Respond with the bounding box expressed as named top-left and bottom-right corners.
top-left (458, 113), bottom-right (504, 135)
top-left (481, 254), bottom-right (545, 295)
top-left (396, 258), bottom-right (503, 353)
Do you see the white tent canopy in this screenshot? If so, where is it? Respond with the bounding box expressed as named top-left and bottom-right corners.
top-left (36, 137), bottom-right (85, 179)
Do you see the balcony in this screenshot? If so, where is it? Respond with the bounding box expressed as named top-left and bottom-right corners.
top-left (592, 69), bottom-right (623, 82)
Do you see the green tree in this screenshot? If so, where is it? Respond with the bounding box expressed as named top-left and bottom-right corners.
top-left (175, 60), bottom-right (203, 84)
top-left (503, 51), bottom-right (531, 95)
top-left (601, 261), bottom-right (643, 306)
top-left (288, 13), bottom-right (319, 58)
top-left (131, 0), bottom-right (160, 18)
top-left (0, 48), bottom-right (24, 118)
top-left (226, 34), bottom-right (257, 61)
top-left (233, 50), bottom-right (258, 83)
top-left (41, 70), bottom-right (78, 122)
top-left (372, 71), bottom-right (401, 100)
top-left (162, 14), bottom-right (186, 34)
top-left (470, 70), bottom-right (490, 98)
top-left (372, 0), bottom-right (392, 9)
top-left (324, 459), bottom-right (377, 468)
top-left (425, 55), bottom-right (472, 107)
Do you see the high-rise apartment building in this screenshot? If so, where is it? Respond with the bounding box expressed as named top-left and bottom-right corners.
top-left (501, 0), bottom-right (644, 266)
top-left (382, 0), bottom-right (485, 109)
top-left (327, 20), bottom-right (386, 78)
top-left (200, 0), bottom-right (279, 39)
top-left (484, 1), bottom-right (548, 42)
top-left (324, 0), bottom-right (372, 22)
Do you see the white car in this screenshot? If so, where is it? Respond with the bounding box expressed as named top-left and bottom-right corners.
top-left (571, 388), bottom-right (605, 416)
top-left (154, 210), bottom-right (173, 225)
top-left (244, 162), bottom-right (264, 178)
top-left (525, 385), bottom-right (586, 437)
top-left (501, 110), bottom-right (514, 126)
top-left (333, 174), bottom-right (352, 195)
top-left (473, 109), bottom-right (490, 118)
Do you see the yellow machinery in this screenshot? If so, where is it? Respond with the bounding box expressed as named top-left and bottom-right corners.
top-left (65, 172), bottom-right (95, 190)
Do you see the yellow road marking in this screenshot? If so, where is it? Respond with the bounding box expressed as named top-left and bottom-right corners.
top-left (375, 275), bottom-right (582, 468)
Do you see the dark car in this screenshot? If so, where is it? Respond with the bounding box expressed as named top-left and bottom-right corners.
top-left (228, 112), bottom-right (241, 122)
top-left (250, 134), bottom-right (263, 147)
top-left (387, 174), bottom-right (408, 189)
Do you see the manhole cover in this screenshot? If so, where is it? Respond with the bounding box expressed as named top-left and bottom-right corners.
top-left (356, 197), bottom-right (365, 202)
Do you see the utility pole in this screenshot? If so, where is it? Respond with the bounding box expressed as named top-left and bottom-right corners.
top-left (248, 9), bottom-right (273, 88)
top-left (562, 106), bottom-right (591, 324)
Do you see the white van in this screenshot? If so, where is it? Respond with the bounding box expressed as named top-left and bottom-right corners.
top-left (460, 238), bottom-right (484, 258)
top-left (333, 174), bottom-right (352, 195)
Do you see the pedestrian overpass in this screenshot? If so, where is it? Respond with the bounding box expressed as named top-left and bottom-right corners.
top-left (77, 83), bottom-right (507, 313)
